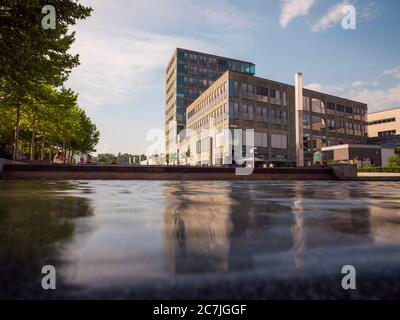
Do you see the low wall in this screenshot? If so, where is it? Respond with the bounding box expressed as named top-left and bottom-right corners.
top-left (0, 158), bottom-right (26, 172)
top-left (2, 164), bottom-right (336, 180)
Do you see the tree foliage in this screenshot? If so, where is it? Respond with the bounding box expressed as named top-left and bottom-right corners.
top-left (0, 1), bottom-right (98, 161)
top-left (387, 154), bottom-right (400, 168)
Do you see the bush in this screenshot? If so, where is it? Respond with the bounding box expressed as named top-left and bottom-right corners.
top-left (358, 166), bottom-right (400, 173)
top-left (387, 154), bottom-right (400, 167)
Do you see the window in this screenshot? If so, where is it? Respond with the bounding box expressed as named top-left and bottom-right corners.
top-left (229, 80), bottom-right (239, 96)
top-left (256, 86), bottom-right (268, 102)
top-left (188, 53), bottom-right (198, 64)
top-left (303, 96), bottom-right (310, 111)
top-left (229, 101), bottom-right (240, 119)
top-left (254, 132), bottom-right (268, 147)
top-left (188, 66), bottom-right (197, 75)
top-left (327, 102), bottom-right (335, 115)
top-left (240, 83), bottom-right (253, 98)
top-left (345, 106), bottom-right (353, 114)
top-left (177, 75), bottom-right (185, 86)
top-left (271, 134), bottom-right (287, 149)
top-left (312, 98), bottom-right (321, 113)
top-left (177, 50), bottom-right (186, 62)
top-left (217, 59), bottom-right (227, 72)
top-left (282, 111), bottom-right (288, 124)
top-left (177, 63), bottom-right (186, 73)
top-left (196, 140), bottom-right (201, 153)
top-left (275, 90), bottom-right (281, 105)
top-left (282, 91), bottom-right (288, 106)
top-left (199, 55), bottom-right (207, 66)
top-left (270, 109), bottom-right (282, 124)
top-left (336, 104), bottom-right (345, 114)
top-left (256, 86), bottom-right (268, 96)
top-left (202, 137), bottom-right (210, 152)
top-left (262, 107), bottom-right (268, 122)
top-left (270, 90), bottom-right (276, 104)
top-left (241, 104), bottom-right (254, 120)
top-left (368, 117), bottom-right (396, 125)
top-left (312, 115), bottom-right (322, 131)
top-left (327, 118), bottom-right (335, 130)
top-left (303, 114), bottom-right (311, 130)
top-left (378, 130), bottom-right (396, 136)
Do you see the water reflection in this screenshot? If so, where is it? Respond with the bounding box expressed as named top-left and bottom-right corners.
top-left (162, 181), bottom-right (399, 276)
top-left (0, 180), bottom-right (400, 298)
top-left (0, 181), bottom-right (94, 298)
top-left (163, 182), bottom-right (232, 274)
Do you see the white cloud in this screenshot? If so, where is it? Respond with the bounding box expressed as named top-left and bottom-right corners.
top-left (279, 0), bottom-right (316, 28)
top-left (351, 80), bottom-right (379, 87)
top-left (382, 65), bottom-right (400, 79)
top-left (304, 82), bottom-right (345, 93)
top-left (67, 26), bottom-right (213, 108)
top-left (304, 82), bottom-right (322, 91)
top-left (346, 84), bottom-right (400, 112)
top-left (311, 1), bottom-right (349, 32)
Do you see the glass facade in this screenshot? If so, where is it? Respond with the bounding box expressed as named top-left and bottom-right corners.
top-left (167, 49), bottom-right (256, 137)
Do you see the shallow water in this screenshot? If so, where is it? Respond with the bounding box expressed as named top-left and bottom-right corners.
top-left (1, 180), bottom-right (400, 299)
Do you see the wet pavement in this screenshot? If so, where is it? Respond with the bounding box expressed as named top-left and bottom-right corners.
top-left (1, 180), bottom-right (400, 299)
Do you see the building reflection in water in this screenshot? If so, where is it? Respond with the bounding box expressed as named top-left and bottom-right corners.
top-left (163, 182), bottom-right (232, 274)
top-left (291, 181), bottom-right (305, 268)
top-left (162, 181), bottom-right (296, 275)
top-left (161, 181), bottom-right (392, 276)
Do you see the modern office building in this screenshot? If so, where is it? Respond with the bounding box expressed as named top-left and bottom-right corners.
top-left (164, 48), bottom-right (256, 155)
top-left (367, 107), bottom-right (400, 150)
top-left (178, 70), bottom-right (367, 166)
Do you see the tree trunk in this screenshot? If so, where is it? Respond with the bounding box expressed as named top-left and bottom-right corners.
top-left (30, 116), bottom-right (36, 160)
top-left (62, 141), bottom-right (66, 164)
top-left (40, 129), bottom-right (45, 160)
top-left (13, 104), bottom-right (21, 160)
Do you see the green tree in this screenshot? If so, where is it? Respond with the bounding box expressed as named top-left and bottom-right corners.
top-left (185, 149), bottom-right (190, 165)
top-left (0, 0), bottom-right (92, 159)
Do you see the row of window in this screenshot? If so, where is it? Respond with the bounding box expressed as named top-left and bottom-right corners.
top-left (303, 114), bottom-right (365, 135)
top-left (178, 64), bottom-right (222, 78)
top-left (229, 102), bottom-right (288, 123)
top-left (177, 75), bottom-right (215, 89)
top-left (178, 51), bottom-right (222, 69)
top-left (187, 82), bottom-right (227, 119)
top-left (229, 80), bottom-right (288, 106)
top-left (178, 51), bottom-right (255, 74)
top-left (368, 117), bottom-right (396, 126)
top-left (196, 131), bottom-right (288, 153)
top-left (239, 132), bottom-right (287, 149)
top-left (190, 104), bottom-right (227, 131)
top-left (378, 130), bottom-right (397, 136)
top-left (306, 98), bottom-right (365, 117)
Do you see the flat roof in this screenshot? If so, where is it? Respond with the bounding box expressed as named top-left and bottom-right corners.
top-left (368, 106), bottom-right (400, 115)
top-left (176, 48), bottom-right (255, 65)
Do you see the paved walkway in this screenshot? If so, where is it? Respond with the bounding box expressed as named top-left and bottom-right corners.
top-left (358, 172), bottom-right (400, 177)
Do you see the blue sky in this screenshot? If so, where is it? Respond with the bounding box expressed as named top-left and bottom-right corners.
top-left (66, 0), bottom-right (400, 154)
